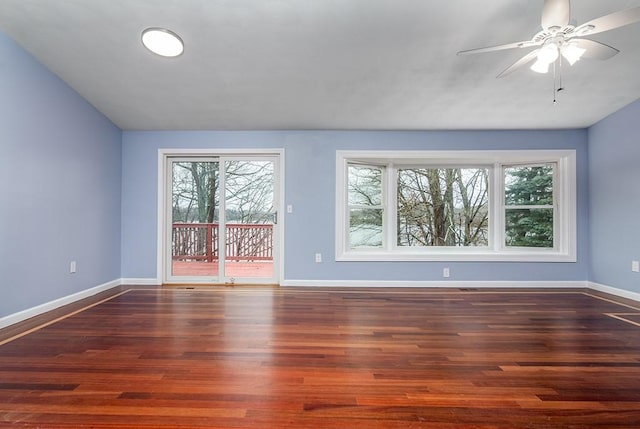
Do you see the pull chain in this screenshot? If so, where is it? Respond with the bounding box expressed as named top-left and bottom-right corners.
top-left (553, 59), bottom-right (557, 104)
top-left (553, 56), bottom-right (564, 105)
top-left (558, 55), bottom-right (563, 92)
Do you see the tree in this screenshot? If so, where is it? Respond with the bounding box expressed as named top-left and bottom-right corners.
top-left (397, 168), bottom-right (488, 247)
top-left (224, 161), bottom-right (275, 260)
top-left (347, 166), bottom-right (384, 247)
top-left (504, 165), bottom-right (554, 248)
top-left (224, 161), bottom-right (274, 224)
top-left (172, 160), bottom-right (274, 224)
top-left (172, 161), bottom-right (219, 223)
top-left (171, 160), bottom-right (275, 260)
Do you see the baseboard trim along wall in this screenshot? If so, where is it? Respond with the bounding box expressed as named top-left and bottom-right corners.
top-left (2, 279), bottom-right (639, 331)
top-left (0, 278), bottom-right (121, 330)
top-left (121, 278), bottom-right (160, 286)
top-left (280, 279), bottom-right (589, 289)
top-left (588, 281), bottom-right (640, 302)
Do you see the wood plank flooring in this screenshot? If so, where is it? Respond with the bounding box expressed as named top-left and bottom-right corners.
top-left (1, 287), bottom-right (640, 428)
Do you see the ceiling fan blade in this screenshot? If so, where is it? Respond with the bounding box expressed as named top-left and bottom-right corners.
top-left (457, 40), bottom-right (537, 55)
top-left (572, 38), bottom-right (619, 60)
top-left (541, 0), bottom-right (571, 30)
top-left (573, 6), bottom-right (640, 36)
top-left (497, 49), bottom-right (540, 78)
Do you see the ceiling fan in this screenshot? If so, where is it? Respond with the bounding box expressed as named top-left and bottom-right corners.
top-left (457, 0), bottom-right (640, 78)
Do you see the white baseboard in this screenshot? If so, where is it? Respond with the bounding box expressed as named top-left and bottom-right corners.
top-left (281, 279), bottom-right (639, 303)
top-left (0, 278), bottom-right (121, 330)
top-left (280, 279), bottom-right (588, 288)
top-left (588, 281), bottom-right (640, 302)
top-left (120, 278), bottom-right (160, 286)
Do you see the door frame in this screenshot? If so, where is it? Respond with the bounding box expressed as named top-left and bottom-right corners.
top-left (157, 148), bottom-right (285, 285)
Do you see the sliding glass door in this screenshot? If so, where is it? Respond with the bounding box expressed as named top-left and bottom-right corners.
top-left (166, 156), bottom-right (279, 284)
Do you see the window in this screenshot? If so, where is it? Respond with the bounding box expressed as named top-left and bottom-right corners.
top-left (336, 150), bottom-right (576, 262)
top-left (504, 164), bottom-right (555, 248)
top-left (348, 165), bottom-right (384, 248)
top-left (397, 167), bottom-right (489, 247)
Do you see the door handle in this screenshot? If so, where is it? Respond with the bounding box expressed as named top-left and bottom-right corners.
top-left (273, 211), bottom-right (278, 225)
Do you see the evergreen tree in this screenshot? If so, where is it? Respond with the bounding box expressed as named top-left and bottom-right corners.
top-left (504, 165), bottom-right (554, 248)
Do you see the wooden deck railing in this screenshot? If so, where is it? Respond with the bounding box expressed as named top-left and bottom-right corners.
top-left (172, 223), bottom-right (273, 262)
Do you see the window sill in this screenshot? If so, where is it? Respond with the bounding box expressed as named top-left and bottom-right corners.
top-left (336, 249), bottom-right (576, 263)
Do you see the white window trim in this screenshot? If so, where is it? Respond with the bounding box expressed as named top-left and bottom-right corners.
top-left (335, 150), bottom-right (577, 262)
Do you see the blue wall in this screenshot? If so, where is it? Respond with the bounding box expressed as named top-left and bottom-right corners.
top-left (0, 33), bottom-right (122, 318)
top-left (589, 99), bottom-right (640, 294)
top-left (122, 129), bottom-right (589, 282)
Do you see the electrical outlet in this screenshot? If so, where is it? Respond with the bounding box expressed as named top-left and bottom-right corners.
top-left (70, 261), bottom-right (77, 274)
top-left (315, 253), bottom-right (322, 263)
top-left (287, 204), bottom-right (293, 213)
top-left (632, 261), bottom-right (639, 273)
top-left (443, 267), bottom-right (450, 278)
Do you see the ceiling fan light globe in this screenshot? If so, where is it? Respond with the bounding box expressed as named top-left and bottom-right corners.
top-left (561, 43), bottom-right (586, 65)
top-left (537, 43), bottom-right (559, 63)
top-left (530, 59), bottom-right (550, 73)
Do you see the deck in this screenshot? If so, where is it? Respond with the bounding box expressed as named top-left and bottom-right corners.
top-left (172, 222), bottom-right (274, 279)
top-left (172, 260), bottom-right (273, 278)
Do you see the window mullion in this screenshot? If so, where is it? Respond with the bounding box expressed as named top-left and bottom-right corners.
top-left (386, 163), bottom-right (397, 252)
top-left (339, 158), bottom-right (349, 254)
top-left (492, 163), bottom-right (504, 252)
top-left (505, 205), bottom-right (555, 209)
top-left (553, 161), bottom-right (560, 252)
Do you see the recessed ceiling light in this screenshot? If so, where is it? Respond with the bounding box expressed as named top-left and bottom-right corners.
top-left (141, 27), bottom-right (184, 58)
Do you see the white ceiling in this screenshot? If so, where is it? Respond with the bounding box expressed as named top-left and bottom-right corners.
top-left (1, 0), bottom-right (640, 131)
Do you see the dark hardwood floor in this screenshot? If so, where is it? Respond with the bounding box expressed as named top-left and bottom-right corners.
top-left (1, 286), bottom-right (640, 428)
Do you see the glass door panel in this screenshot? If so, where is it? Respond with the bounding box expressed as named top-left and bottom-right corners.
top-left (170, 160), bottom-right (220, 281)
top-left (222, 160), bottom-right (275, 281)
